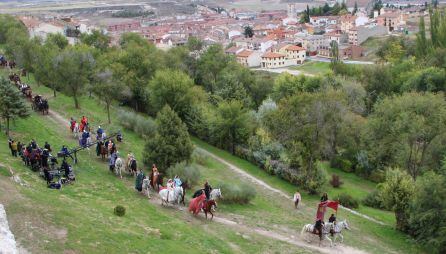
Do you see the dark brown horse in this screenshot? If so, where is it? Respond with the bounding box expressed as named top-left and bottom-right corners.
top-left (180, 181), bottom-right (189, 206)
top-left (203, 199), bottom-right (217, 220)
top-left (100, 144), bottom-right (108, 160)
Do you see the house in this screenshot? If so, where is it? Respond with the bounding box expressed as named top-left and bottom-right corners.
top-left (294, 34), bottom-right (326, 54)
top-left (348, 25), bottom-right (387, 45)
top-left (272, 44), bottom-right (306, 64)
top-left (261, 52), bottom-right (286, 68)
top-left (225, 46), bottom-right (244, 55)
top-left (317, 43), bottom-right (364, 59)
top-left (376, 11), bottom-right (406, 32)
top-left (236, 49), bottom-right (261, 67)
top-left (339, 15), bottom-right (356, 32)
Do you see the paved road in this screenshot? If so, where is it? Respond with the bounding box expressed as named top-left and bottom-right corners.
top-left (308, 56), bottom-right (375, 65)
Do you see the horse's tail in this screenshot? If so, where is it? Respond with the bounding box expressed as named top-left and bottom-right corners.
top-left (301, 224), bottom-right (308, 236)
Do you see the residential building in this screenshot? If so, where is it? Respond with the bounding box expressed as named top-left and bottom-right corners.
top-left (272, 44), bottom-right (306, 64)
top-left (294, 34), bottom-right (326, 53)
top-left (261, 52), bottom-right (286, 68)
top-left (236, 49), bottom-right (262, 67)
top-left (348, 25), bottom-right (387, 45)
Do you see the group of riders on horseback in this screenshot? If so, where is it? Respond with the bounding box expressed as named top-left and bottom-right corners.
top-left (7, 138), bottom-right (75, 189)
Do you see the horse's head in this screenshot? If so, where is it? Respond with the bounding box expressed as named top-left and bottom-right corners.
top-left (213, 188), bottom-right (222, 199)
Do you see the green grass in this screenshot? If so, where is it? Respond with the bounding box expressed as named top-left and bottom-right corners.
top-left (0, 69), bottom-right (426, 253)
top-left (291, 61), bottom-right (332, 75)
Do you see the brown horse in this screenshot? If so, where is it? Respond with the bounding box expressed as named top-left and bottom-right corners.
top-left (203, 199), bottom-right (217, 220)
top-left (100, 144), bottom-right (108, 160)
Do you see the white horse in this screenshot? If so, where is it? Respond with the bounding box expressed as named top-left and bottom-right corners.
top-left (332, 220), bottom-right (350, 244)
top-left (142, 178), bottom-right (151, 198)
top-left (73, 123), bottom-right (80, 138)
top-left (210, 189), bottom-right (222, 211)
top-left (301, 222), bottom-right (334, 247)
top-left (159, 186), bottom-right (183, 206)
top-left (114, 157), bottom-right (124, 179)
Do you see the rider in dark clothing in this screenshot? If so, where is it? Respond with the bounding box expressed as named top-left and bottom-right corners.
top-left (61, 160), bottom-right (70, 178)
top-left (44, 142), bottom-right (51, 152)
top-left (204, 181), bottom-right (212, 200)
top-left (43, 167), bottom-right (52, 185)
top-left (320, 193), bottom-right (328, 202)
top-left (41, 149), bottom-right (49, 168)
top-left (328, 214), bottom-right (336, 223)
top-left (314, 219), bottom-right (324, 240)
top-left (31, 139), bottom-right (37, 149)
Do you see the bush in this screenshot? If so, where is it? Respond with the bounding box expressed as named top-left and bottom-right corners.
top-left (114, 205), bottom-right (126, 216)
top-left (362, 190), bottom-right (385, 209)
top-left (117, 109), bottom-right (156, 138)
top-left (191, 150), bottom-right (207, 166)
top-left (336, 193), bottom-right (359, 209)
top-left (298, 165), bottom-right (328, 195)
top-left (330, 156), bottom-right (353, 173)
top-left (218, 182), bottom-right (256, 204)
top-left (167, 161), bottom-right (201, 187)
top-left (368, 169), bottom-right (385, 183)
top-left (329, 174), bottom-right (343, 188)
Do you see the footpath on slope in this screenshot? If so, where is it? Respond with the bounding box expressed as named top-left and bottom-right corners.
top-left (44, 109), bottom-right (369, 254)
top-left (197, 148), bottom-right (386, 226)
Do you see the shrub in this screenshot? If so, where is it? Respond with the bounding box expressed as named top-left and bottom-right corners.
top-left (329, 174), bottom-right (343, 188)
top-left (117, 109), bottom-right (156, 138)
top-left (217, 182), bottom-right (256, 204)
top-left (297, 165), bottom-right (327, 195)
top-left (330, 156), bottom-right (353, 173)
top-left (362, 189), bottom-right (385, 209)
top-left (191, 150), bottom-right (207, 166)
top-left (167, 161), bottom-right (201, 187)
top-left (114, 205), bottom-right (126, 216)
top-left (336, 193), bottom-right (359, 209)
top-left (368, 169), bottom-right (385, 183)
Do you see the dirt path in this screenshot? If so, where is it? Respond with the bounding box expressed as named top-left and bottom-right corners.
top-left (43, 109), bottom-right (370, 253)
top-left (197, 148), bottom-right (386, 226)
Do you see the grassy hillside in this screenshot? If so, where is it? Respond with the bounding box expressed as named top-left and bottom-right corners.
top-left (0, 69), bottom-right (424, 253)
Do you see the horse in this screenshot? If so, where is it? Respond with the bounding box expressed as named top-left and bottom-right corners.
top-left (332, 220), bottom-right (350, 244)
top-left (142, 178), bottom-right (151, 198)
top-left (202, 199), bottom-right (217, 220)
top-left (180, 181), bottom-right (189, 206)
top-left (73, 123), bottom-right (80, 138)
top-left (114, 157), bottom-right (124, 179)
top-left (100, 144), bottom-right (108, 160)
top-left (159, 186), bottom-right (183, 206)
top-left (128, 158), bottom-right (137, 176)
top-left (301, 222), bottom-right (334, 247)
top-left (192, 188), bottom-right (222, 200)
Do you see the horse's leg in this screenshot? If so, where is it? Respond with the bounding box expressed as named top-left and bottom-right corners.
top-left (325, 234), bottom-right (333, 247)
top-left (210, 211), bottom-right (213, 220)
top-left (205, 211), bottom-right (207, 220)
top-left (339, 233), bottom-right (343, 243)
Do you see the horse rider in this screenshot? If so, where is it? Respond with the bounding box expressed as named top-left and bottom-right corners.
top-left (116, 131), bottom-right (122, 142)
top-left (204, 180), bottom-right (212, 201)
top-left (70, 118), bottom-right (76, 133)
top-left (41, 148), bottom-right (49, 169)
top-left (135, 169), bottom-right (145, 192)
top-left (30, 139), bottom-right (37, 149)
top-left (328, 213), bottom-right (337, 236)
top-left (44, 141), bottom-right (52, 152)
top-left (60, 145), bottom-right (74, 160)
top-left (10, 140), bottom-right (18, 157)
top-left (174, 175), bottom-right (182, 188)
top-left (97, 126), bottom-right (103, 140)
top-left (61, 159), bottom-right (71, 178)
top-left (293, 190), bottom-right (301, 209)
top-left (314, 219), bottom-right (324, 240)
top-left (109, 152), bottom-right (117, 172)
top-left (166, 179), bottom-right (174, 202)
top-left (321, 192), bottom-right (328, 202)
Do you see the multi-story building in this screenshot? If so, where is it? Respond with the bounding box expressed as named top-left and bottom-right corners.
top-left (261, 52), bottom-right (286, 68)
top-left (294, 34), bottom-right (326, 54)
top-left (272, 44), bottom-right (306, 64)
top-left (348, 25), bottom-right (387, 45)
top-left (236, 49), bottom-right (262, 67)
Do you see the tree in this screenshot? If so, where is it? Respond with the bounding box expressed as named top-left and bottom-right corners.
top-left (148, 69), bottom-right (201, 121)
top-left (210, 100), bottom-right (253, 154)
top-left (243, 26), bottom-right (254, 38)
top-left (322, 3), bottom-right (330, 14)
top-left (34, 40), bottom-right (61, 96)
top-left (409, 172), bottom-right (446, 253)
top-left (365, 93), bottom-right (446, 179)
top-left (80, 30), bottom-right (110, 51)
top-left (0, 78), bottom-right (29, 135)
top-left (93, 69), bottom-right (122, 123)
top-left (416, 16), bottom-right (428, 57)
top-left (143, 105), bottom-right (193, 173)
top-left (53, 45), bottom-right (95, 108)
top-left (353, 2), bottom-right (358, 14)
top-left (429, 8), bottom-right (439, 47)
top-left (330, 40), bottom-right (340, 66)
top-left (195, 44), bottom-right (231, 92)
top-left (186, 36), bottom-right (203, 51)
top-left (46, 33), bottom-right (68, 50)
top-left (379, 168), bottom-right (414, 231)
top-left (301, 5), bottom-right (310, 23)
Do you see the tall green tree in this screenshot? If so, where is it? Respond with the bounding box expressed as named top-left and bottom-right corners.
top-left (210, 100), bottom-right (253, 155)
top-left (46, 33), bottom-right (68, 50)
top-left (353, 2), bottom-right (358, 14)
top-left (409, 172), bottom-right (446, 253)
top-left (416, 16), bottom-right (428, 57)
top-left (379, 168), bottom-right (414, 231)
top-left (80, 30), bottom-right (110, 52)
top-left (330, 40), bottom-right (340, 66)
top-left (93, 69), bottom-right (122, 123)
top-left (429, 8), bottom-right (440, 47)
top-left (53, 45), bottom-right (95, 108)
top-left (0, 78), bottom-right (29, 135)
top-left (143, 105), bottom-right (193, 173)
top-left (243, 26), bottom-right (254, 38)
top-left (148, 69), bottom-right (203, 121)
top-left (34, 41), bottom-right (60, 96)
top-left (365, 93), bottom-right (446, 179)
top-left (195, 44), bottom-right (231, 92)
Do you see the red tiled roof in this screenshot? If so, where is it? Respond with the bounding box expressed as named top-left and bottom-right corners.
top-left (286, 45), bottom-right (305, 51)
top-left (237, 49), bottom-right (254, 57)
top-left (261, 52), bottom-right (285, 58)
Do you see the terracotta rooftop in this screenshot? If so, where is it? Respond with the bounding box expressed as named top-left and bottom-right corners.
top-left (285, 45), bottom-right (305, 51)
top-left (237, 49), bottom-right (254, 57)
top-left (261, 52), bottom-right (285, 58)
